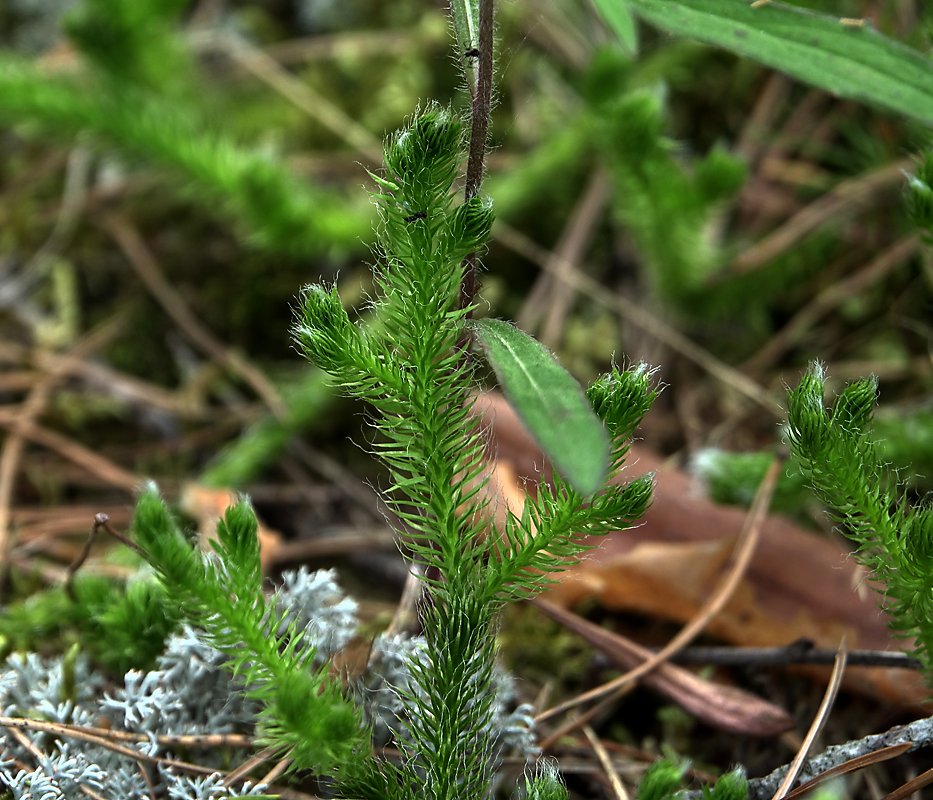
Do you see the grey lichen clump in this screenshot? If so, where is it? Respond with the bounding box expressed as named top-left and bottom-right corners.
top-left (362, 634), bottom-right (537, 758)
top-left (0, 642), bottom-right (264, 799)
top-left (0, 567), bottom-right (536, 798)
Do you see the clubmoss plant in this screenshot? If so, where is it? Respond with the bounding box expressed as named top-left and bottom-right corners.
top-left (0, 572), bottom-right (177, 675)
top-left (0, 0), bottom-right (370, 258)
top-left (785, 363), bottom-right (933, 677)
top-left (0, 567), bottom-right (410, 798)
top-left (294, 102), bottom-right (655, 799)
top-left (638, 759), bottom-right (746, 800)
top-left (0, 0), bottom-right (657, 793)
top-left (129, 489), bottom-right (369, 778)
top-left (124, 98), bottom-right (657, 800)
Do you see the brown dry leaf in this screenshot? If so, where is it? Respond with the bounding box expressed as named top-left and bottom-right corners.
top-left (474, 392), bottom-right (929, 709)
top-left (547, 535), bottom-right (737, 622)
top-left (532, 597), bottom-right (794, 736)
top-left (327, 635), bottom-right (376, 688)
top-left (179, 483), bottom-right (282, 575)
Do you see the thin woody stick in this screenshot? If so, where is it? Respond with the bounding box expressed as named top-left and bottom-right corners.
top-left (459, 0), bottom-right (494, 319)
top-left (536, 457), bottom-right (781, 725)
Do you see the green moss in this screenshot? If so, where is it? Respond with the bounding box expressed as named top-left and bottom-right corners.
top-left (692, 449), bottom-right (813, 516)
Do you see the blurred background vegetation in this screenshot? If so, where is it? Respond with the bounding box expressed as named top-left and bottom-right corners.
top-left (1, 0), bottom-right (929, 494)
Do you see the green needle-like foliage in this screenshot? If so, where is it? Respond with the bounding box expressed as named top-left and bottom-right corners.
top-left (126, 87), bottom-right (655, 800)
top-left (692, 449), bottom-right (811, 516)
top-left (483, 367), bottom-right (655, 603)
top-left (296, 108), bottom-right (504, 799)
top-left (129, 486), bottom-right (368, 774)
top-left (593, 84), bottom-right (745, 307)
top-left (64, 0), bottom-right (190, 94)
top-left (295, 105), bottom-right (656, 798)
top-left (522, 760), bottom-right (570, 800)
top-left (906, 151), bottom-right (933, 238)
top-left (0, 55), bottom-right (368, 256)
top-left (638, 759), bottom-right (688, 800)
top-left (297, 109), bottom-right (496, 597)
top-left (73, 576), bottom-right (180, 675)
top-left (638, 759), bottom-right (747, 800)
top-left (489, 47), bottom-right (745, 314)
top-left (786, 363), bottom-right (933, 676)
top-left (0, 574), bottom-right (177, 675)
top-left (0, 0), bottom-right (370, 257)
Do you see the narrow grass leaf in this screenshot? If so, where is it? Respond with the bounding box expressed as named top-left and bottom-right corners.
top-left (449, 0), bottom-right (480, 55)
top-left (592, 0), bottom-right (638, 54)
top-left (467, 318), bottom-right (609, 496)
top-left (618, 0), bottom-right (933, 126)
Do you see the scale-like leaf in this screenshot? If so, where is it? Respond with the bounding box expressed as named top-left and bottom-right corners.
top-left (613, 0), bottom-right (933, 125)
top-left (467, 318), bottom-right (609, 496)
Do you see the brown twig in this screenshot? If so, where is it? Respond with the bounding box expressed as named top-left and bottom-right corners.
top-left (737, 84), bottom-right (831, 233)
top-left (64, 515), bottom-right (101, 601)
top-left (22, 718), bottom-right (255, 750)
top-left (0, 370), bottom-right (38, 392)
top-left (458, 0), bottom-right (494, 319)
top-left (258, 756), bottom-right (292, 787)
top-left (6, 145), bottom-right (91, 321)
top-left (287, 437), bottom-right (388, 523)
top-left (564, 738), bottom-right (718, 784)
top-left (515, 0), bottom-right (590, 69)
top-left (0, 338), bottom-right (216, 420)
top-left (268, 527), bottom-right (397, 565)
top-left (0, 316), bottom-right (125, 589)
top-left (221, 745), bottom-right (285, 787)
top-left (723, 158), bottom-right (912, 279)
top-left (258, 30), bottom-right (421, 66)
top-left (385, 563), bottom-right (426, 638)
top-left (583, 724), bottom-right (630, 800)
top-left (771, 642), bottom-right (848, 800)
top-left (65, 513), bottom-right (146, 600)
top-left (779, 744), bottom-right (911, 800)
top-left (0, 407), bottom-right (142, 492)
top-left (646, 711), bottom-right (933, 800)
top-left (540, 171), bottom-right (610, 345)
top-left (0, 716), bottom-right (316, 799)
top-left (99, 212), bottom-right (289, 422)
top-left (535, 457), bottom-right (781, 726)
top-left (880, 764), bottom-right (933, 800)
top-left (537, 684), bottom-right (636, 752)
top-left (4, 727), bottom-right (110, 800)
top-left (10, 504), bottom-right (133, 545)
top-left (211, 34), bottom-right (383, 164)
top-left (734, 73), bottom-right (792, 167)
top-left (137, 761), bottom-right (158, 800)
top-left (662, 642), bottom-right (920, 670)
top-left (516, 168), bottom-right (611, 347)
top-left (0, 716), bottom-right (222, 778)
top-left (741, 235), bottom-right (919, 374)
top-left (464, 0), bottom-right (494, 206)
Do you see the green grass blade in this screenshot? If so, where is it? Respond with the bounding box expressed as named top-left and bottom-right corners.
top-left (619, 0), bottom-right (933, 125)
top-left (449, 0), bottom-right (480, 55)
top-left (467, 318), bottom-right (609, 496)
top-left (592, 0), bottom-right (638, 54)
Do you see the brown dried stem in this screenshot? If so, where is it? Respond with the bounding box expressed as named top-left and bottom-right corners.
top-left (458, 0), bottom-right (494, 319)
